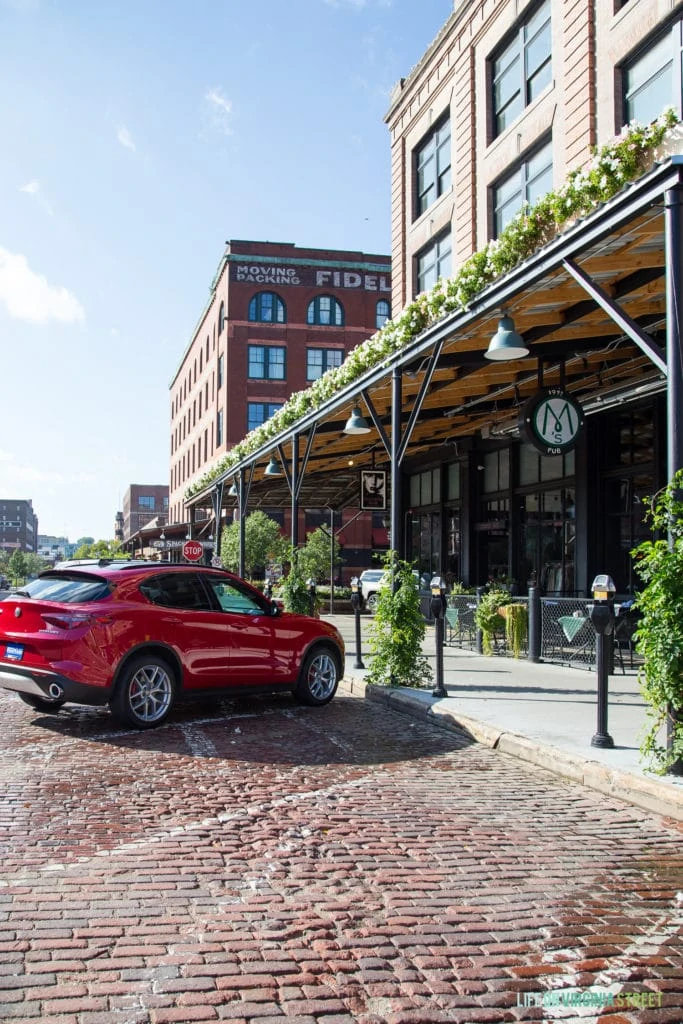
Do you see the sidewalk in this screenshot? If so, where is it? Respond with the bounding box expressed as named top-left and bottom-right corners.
top-left (322, 611), bottom-right (683, 823)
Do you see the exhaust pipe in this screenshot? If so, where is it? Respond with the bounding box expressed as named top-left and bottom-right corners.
top-left (48, 683), bottom-right (64, 700)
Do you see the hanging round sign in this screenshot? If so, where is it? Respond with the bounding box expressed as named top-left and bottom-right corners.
top-left (519, 388), bottom-right (584, 456)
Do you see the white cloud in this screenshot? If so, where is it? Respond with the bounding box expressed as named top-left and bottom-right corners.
top-left (0, 248), bottom-right (85, 324)
top-left (204, 87), bottom-right (233, 135)
top-left (18, 179), bottom-right (54, 216)
top-left (117, 125), bottom-right (136, 151)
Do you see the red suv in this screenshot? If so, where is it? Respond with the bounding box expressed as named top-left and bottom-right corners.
top-left (0, 563), bottom-right (345, 729)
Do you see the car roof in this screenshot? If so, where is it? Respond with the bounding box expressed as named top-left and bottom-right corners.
top-left (42, 562), bottom-right (229, 581)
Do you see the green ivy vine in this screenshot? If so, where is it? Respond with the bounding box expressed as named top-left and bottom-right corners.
top-left (366, 552), bottom-right (432, 689)
top-left (631, 470), bottom-right (683, 774)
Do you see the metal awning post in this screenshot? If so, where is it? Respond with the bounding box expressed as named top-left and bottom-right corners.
top-left (291, 433), bottom-right (299, 551)
top-left (238, 469), bottom-right (247, 578)
top-left (666, 186), bottom-right (683, 481)
top-left (665, 184), bottom-right (683, 775)
top-left (391, 366), bottom-right (403, 561)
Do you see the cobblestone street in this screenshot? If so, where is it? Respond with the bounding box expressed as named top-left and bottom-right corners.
top-left (1, 687), bottom-right (682, 1024)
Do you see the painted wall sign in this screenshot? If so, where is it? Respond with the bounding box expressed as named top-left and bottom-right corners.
top-left (519, 388), bottom-right (585, 455)
top-left (231, 264), bottom-right (390, 291)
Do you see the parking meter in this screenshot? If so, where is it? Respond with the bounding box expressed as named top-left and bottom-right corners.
top-left (588, 574), bottom-right (616, 748)
top-left (431, 576), bottom-right (448, 698)
top-left (430, 575), bottom-right (447, 621)
top-left (350, 577), bottom-right (364, 669)
top-left (588, 574), bottom-right (616, 637)
top-left (264, 578), bottom-right (273, 600)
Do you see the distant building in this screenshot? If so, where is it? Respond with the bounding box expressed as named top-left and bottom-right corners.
top-left (0, 499), bottom-right (38, 554)
top-left (169, 239), bottom-right (392, 528)
top-left (37, 535), bottom-right (74, 563)
top-left (121, 485), bottom-right (169, 542)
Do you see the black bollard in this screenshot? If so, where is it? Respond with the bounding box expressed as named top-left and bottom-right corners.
top-left (527, 584), bottom-right (541, 663)
top-left (475, 586), bottom-right (485, 655)
top-left (307, 579), bottom-right (317, 618)
top-left (350, 577), bottom-right (365, 669)
top-left (431, 576), bottom-right (448, 698)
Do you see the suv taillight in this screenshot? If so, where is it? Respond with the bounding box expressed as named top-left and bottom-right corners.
top-left (41, 612), bottom-right (95, 630)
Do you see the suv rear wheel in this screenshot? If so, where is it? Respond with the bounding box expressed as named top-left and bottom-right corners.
top-left (366, 592), bottom-right (379, 612)
top-left (111, 655), bottom-right (176, 729)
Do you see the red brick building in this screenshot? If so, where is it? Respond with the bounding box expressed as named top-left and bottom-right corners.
top-left (169, 240), bottom-right (391, 572)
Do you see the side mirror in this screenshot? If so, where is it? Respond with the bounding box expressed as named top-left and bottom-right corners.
top-left (270, 599), bottom-right (281, 617)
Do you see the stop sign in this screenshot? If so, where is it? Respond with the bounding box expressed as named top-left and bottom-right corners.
top-left (182, 540), bottom-right (204, 562)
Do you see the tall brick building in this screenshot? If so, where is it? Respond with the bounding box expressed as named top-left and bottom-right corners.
top-left (169, 240), bottom-right (391, 528)
top-left (121, 485), bottom-right (169, 543)
top-left (0, 499), bottom-right (38, 554)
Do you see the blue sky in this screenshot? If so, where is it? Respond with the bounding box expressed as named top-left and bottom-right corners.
top-left (0, 0), bottom-right (451, 542)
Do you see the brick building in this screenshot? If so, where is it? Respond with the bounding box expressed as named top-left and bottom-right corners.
top-left (372, 0), bottom-right (682, 595)
top-left (121, 485), bottom-right (169, 543)
top-left (0, 500), bottom-right (38, 554)
top-left (169, 240), bottom-right (391, 570)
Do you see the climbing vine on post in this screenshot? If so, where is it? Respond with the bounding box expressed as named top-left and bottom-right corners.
top-left (631, 470), bottom-right (683, 774)
top-left (366, 552), bottom-right (432, 689)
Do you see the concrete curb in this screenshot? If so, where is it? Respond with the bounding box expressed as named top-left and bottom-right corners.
top-left (340, 676), bottom-right (683, 824)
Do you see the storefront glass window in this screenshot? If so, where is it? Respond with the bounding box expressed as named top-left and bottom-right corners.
top-left (482, 449), bottom-right (510, 493)
top-left (447, 462), bottom-right (461, 500)
top-left (518, 488), bottom-right (575, 594)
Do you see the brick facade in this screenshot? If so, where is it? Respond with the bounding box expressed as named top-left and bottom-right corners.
top-left (169, 240), bottom-right (391, 529)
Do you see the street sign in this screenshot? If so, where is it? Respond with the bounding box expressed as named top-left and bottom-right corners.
top-left (211, 555), bottom-right (223, 568)
top-left (182, 540), bottom-right (204, 562)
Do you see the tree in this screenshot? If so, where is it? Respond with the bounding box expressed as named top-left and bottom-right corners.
top-left (219, 510), bottom-right (285, 578)
top-left (75, 537), bottom-right (95, 549)
top-left (631, 470), bottom-right (683, 774)
top-left (8, 550), bottom-right (28, 584)
top-left (298, 527), bottom-right (341, 583)
top-left (366, 552), bottom-right (432, 689)
top-left (72, 540), bottom-right (128, 559)
top-left (23, 553), bottom-right (49, 578)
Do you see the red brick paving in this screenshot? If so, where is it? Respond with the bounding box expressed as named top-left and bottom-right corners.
top-left (0, 690), bottom-right (682, 1023)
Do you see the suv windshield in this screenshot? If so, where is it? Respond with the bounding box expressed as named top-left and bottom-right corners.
top-left (22, 573), bottom-right (112, 604)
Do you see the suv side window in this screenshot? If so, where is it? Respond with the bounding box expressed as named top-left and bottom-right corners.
top-left (204, 576), bottom-right (266, 615)
top-left (140, 573), bottom-right (213, 611)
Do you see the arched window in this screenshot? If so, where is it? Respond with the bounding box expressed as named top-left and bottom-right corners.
top-left (307, 295), bottom-right (344, 326)
top-left (376, 300), bottom-right (391, 329)
top-left (218, 301), bottom-right (226, 333)
top-left (248, 291), bottom-right (286, 323)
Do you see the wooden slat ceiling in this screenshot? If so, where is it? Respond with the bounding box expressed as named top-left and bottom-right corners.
top-left (204, 200), bottom-right (669, 513)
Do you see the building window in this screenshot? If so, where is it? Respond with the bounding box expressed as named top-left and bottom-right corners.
top-left (306, 348), bottom-right (343, 381)
top-left (247, 402), bottom-right (283, 432)
top-left (307, 295), bottom-right (344, 326)
top-left (492, 137), bottom-right (553, 237)
top-left (376, 300), bottom-right (391, 329)
top-left (409, 468), bottom-right (441, 508)
top-left (217, 353), bottom-right (224, 388)
top-left (248, 345), bottom-right (286, 380)
top-left (139, 496), bottom-right (155, 510)
top-left (218, 301), bottom-right (226, 333)
top-left (415, 116), bottom-right (451, 218)
top-left (248, 291), bottom-right (286, 323)
top-left (216, 409), bottom-right (223, 447)
top-left (416, 231), bottom-right (452, 295)
top-left (491, 0), bottom-right (552, 138)
top-left (622, 21), bottom-right (681, 126)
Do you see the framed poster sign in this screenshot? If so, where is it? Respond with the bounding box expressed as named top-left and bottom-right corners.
top-left (360, 470), bottom-right (387, 510)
